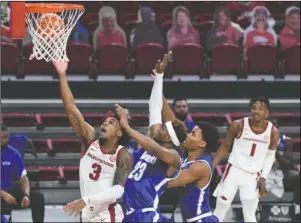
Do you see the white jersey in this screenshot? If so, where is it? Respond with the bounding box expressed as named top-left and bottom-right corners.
top-left (79, 139), bottom-right (123, 216)
top-left (228, 117), bottom-right (274, 173)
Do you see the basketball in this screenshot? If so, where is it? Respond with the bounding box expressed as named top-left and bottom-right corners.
top-left (37, 13), bottom-right (65, 40)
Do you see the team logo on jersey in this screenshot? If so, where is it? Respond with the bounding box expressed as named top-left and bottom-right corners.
top-left (110, 155), bottom-right (116, 162)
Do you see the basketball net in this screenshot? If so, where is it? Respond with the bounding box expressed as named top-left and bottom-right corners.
top-left (25, 8), bottom-right (84, 62)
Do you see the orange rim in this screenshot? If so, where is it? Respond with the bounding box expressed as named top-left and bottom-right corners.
top-left (25, 3), bottom-right (84, 13)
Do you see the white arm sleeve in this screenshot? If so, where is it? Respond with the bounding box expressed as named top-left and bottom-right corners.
top-left (82, 185), bottom-right (124, 205)
top-left (261, 149), bottom-right (277, 179)
top-left (149, 73), bottom-right (164, 127)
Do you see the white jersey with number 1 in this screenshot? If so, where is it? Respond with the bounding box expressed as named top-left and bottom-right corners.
top-left (213, 117), bottom-right (275, 202)
top-left (79, 139), bottom-right (124, 222)
top-left (228, 117), bottom-right (274, 173)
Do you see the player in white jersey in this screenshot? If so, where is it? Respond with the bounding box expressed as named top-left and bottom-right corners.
top-left (212, 96), bottom-right (280, 222)
top-left (52, 61), bottom-right (133, 222)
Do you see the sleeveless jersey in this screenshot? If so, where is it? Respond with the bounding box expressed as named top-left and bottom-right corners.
top-left (228, 117), bottom-right (274, 173)
top-left (123, 148), bottom-right (181, 214)
top-left (179, 153), bottom-right (213, 221)
top-left (79, 140), bottom-right (123, 206)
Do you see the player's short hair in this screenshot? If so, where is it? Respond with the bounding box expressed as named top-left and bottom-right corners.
top-left (111, 110), bottom-right (131, 147)
top-left (172, 96), bottom-right (187, 107)
top-left (197, 121), bottom-right (220, 153)
top-left (171, 119), bottom-right (188, 144)
top-left (1, 123), bottom-right (8, 132)
top-left (249, 96), bottom-right (270, 110)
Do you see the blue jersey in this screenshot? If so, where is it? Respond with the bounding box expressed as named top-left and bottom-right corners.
top-left (277, 134), bottom-right (286, 152)
top-left (123, 149), bottom-right (180, 214)
top-left (179, 153), bottom-right (213, 222)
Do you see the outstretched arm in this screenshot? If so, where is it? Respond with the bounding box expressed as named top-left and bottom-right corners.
top-left (53, 61), bottom-right (95, 144)
top-left (167, 161), bottom-right (210, 188)
top-left (213, 120), bottom-right (241, 168)
top-left (149, 52), bottom-right (172, 140)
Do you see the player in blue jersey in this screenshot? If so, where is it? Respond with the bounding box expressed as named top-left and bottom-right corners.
top-left (168, 123), bottom-right (220, 223)
top-left (115, 52), bottom-right (189, 223)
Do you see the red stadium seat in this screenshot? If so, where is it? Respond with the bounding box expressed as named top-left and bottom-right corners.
top-left (52, 138), bottom-right (82, 153)
top-left (194, 21), bottom-right (214, 47)
top-left (292, 138), bottom-right (300, 152)
top-left (39, 113), bottom-right (70, 127)
top-left (282, 45), bottom-right (300, 75)
top-left (130, 114), bottom-right (149, 127)
top-left (81, 12), bottom-right (98, 27)
top-left (27, 166), bottom-right (59, 181)
top-left (194, 13), bottom-right (213, 23)
top-left (135, 43), bottom-right (165, 74)
top-left (97, 44), bottom-right (128, 74)
top-left (67, 42), bottom-right (93, 74)
top-left (159, 20), bottom-right (173, 35)
top-left (82, 113), bottom-right (106, 126)
top-left (192, 113), bottom-right (228, 127)
top-left (210, 44), bottom-right (241, 76)
top-left (1, 113), bottom-right (37, 127)
top-left (172, 44), bottom-right (203, 75)
top-left (23, 44), bottom-right (54, 75)
top-left (245, 45), bottom-right (278, 76)
top-left (63, 166), bottom-right (79, 181)
top-left (31, 138), bottom-right (49, 153)
top-left (157, 13), bottom-right (172, 25)
top-left (1, 42), bottom-right (18, 74)
top-left (270, 113), bottom-right (300, 126)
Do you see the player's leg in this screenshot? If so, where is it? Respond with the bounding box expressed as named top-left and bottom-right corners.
top-left (239, 173), bottom-right (260, 222)
top-left (213, 164), bottom-right (239, 222)
top-left (198, 215), bottom-right (219, 222)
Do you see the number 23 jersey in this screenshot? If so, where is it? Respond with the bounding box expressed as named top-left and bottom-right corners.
top-left (79, 139), bottom-right (123, 200)
top-left (123, 150), bottom-right (180, 213)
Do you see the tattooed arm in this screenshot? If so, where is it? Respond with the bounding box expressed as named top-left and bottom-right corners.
top-left (53, 61), bottom-right (95, 144)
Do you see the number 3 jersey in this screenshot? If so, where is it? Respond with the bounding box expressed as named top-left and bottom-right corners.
top-left (123, 149), bottom-right (180, 213)
top-left (79, 140), bottom-right (123, 207)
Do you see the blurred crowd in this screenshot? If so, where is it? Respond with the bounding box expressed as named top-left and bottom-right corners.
top-left (1, 2), bottom-right (300, 57)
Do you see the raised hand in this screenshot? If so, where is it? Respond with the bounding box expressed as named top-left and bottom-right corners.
top-left (154, 51), bottom-right (172, 74)
top-left (52, 60), bottom-right (68, 76)
top-left (115, 104), bottom-right (129, 129)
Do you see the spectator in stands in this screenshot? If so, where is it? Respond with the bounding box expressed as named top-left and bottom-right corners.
top-left (1, 124), bottom-right (45, 223)
top-left (265, 159), bottom-right (284, 199)
top-left (9, 134), bottom-right (35, 158)
top-left (172, 96), bottom-right (196, 133)
top-left (244, 6), bottom-right (277, 55)
top-left (93, 6), bottom-right (126, 50)
top-left (69, 23), bottom-right (89, 43)
top-left (130, 6), bottom-right (164, 51)
top-left (167, 6), bottom-right (200, 50)
top-left (0, 2), bottom-right (10, 26)
top-left (226, 1), bottom-right (265, 21)
top-left (205, 6), bottom-right (243, 52)
top-left (271, 119), bottom-right (300, 221)
top-left (280, 6), bottom-right (300, 50)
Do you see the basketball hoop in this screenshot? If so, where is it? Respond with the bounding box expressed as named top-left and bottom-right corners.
top-left (11, 3), bottom-right (85, 62)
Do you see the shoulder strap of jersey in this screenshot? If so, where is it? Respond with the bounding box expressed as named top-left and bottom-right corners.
top-left (115, 145), bottom-right (124, 156)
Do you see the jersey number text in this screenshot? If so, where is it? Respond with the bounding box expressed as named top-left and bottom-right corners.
top-left (250, 143), bottom-right (257, 157)
top-left (128, 161), bottom-right (147, 181)
top-left (89, 163), bottom-right (102, 181)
